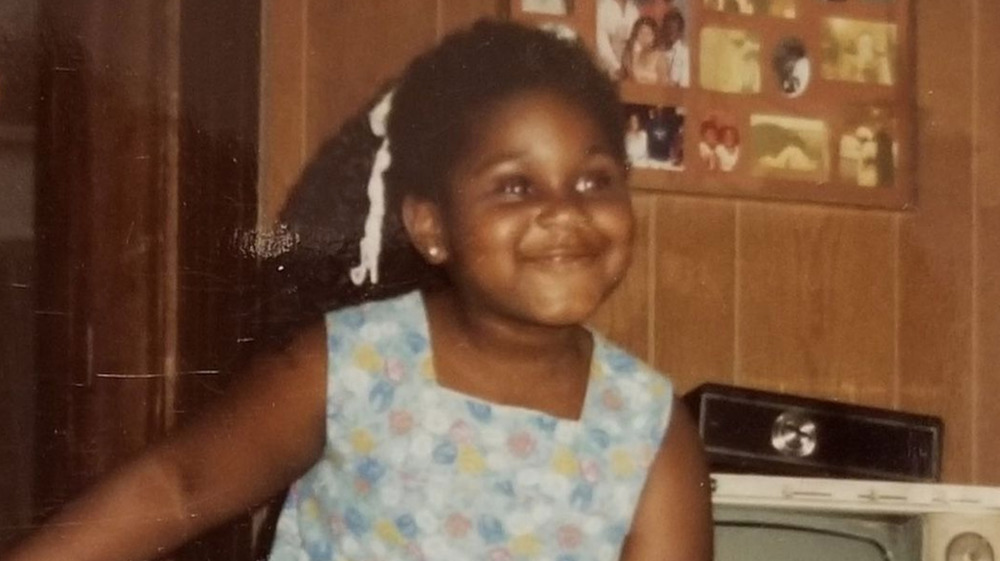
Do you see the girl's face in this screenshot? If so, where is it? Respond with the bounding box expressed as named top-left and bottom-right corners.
top-left (663, 18), bottom-right (681, 43)
top-left (722, 128), bottom-right (737, 147)
top-left (637, 24), bottom-right (656, 48)
top-left (415, 90), bottom-right (634, 327)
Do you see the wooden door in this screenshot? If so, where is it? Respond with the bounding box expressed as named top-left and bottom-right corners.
top-left (31, 1), bottom-right (261, 559)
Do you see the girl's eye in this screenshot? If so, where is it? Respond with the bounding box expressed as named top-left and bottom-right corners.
top-left (575, 171), bottom-right (617, 194)
top-left (497, 175), bottom-right (532, 197)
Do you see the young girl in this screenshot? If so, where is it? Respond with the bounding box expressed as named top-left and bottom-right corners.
top-left (6, 20), bottom-right (712, 561)
top-left (621, 17), bottom-right (667, 85)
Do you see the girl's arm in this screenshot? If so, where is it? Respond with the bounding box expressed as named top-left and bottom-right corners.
top-left (620, 397), bottom-right (714, 561)
top-left (4, 322), bottom-right (329, 561)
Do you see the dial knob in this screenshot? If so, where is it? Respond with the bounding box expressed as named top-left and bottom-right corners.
top-left (770, 409), bottom-right (817, 458)
top-left (946, 532), bottom-right (995, 561)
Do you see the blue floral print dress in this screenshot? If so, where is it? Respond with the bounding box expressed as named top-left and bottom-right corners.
top-left (268, 291), bottom-right (674, 561)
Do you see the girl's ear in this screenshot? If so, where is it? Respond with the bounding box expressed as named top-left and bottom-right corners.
top-left (401, 195), bottom-right (450, 265)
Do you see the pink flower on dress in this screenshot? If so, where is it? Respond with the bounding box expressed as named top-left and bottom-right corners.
top-left (581, 459), bottom-right (602, 483)
top-left (444, 513), bottom-right (472, 539)
top-left (600, 388), bottom-right (624, 411)
top-left (389, 409), bottom-right (414, 435)
top-left (353, 477), bottom-right (371, 495)
top-left (406, 542), bottom-right (426, 561)
top-left (506, 431), bottom-right (537, 459)
top-left (557, 524), bottom-right (584, 549)
top-left (329, 514), bottom-right (346, 536)
top-left (489, 548), bottom-right (513, 561)
top-left (385, 358), bottom-right (406, 382)
top-left (449, 420), bottom-right (475, 444)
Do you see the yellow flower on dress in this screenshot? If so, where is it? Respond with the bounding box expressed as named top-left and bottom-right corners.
top-left (457, 445), bottom-right (486, 475)
top-left (510, 534), bottom-right (542, 556)
top-left (351, 428), bottom-right (376, 454)
top-left (374, 519), bottom-right (406, 546)
top-left (420, 356), bottom-right (435, 380)
top-left (302, 497), bottom-right (320, 519)
top-left (649, 379), bottom-right (668, 398)
top-left (610, 449), bottom-right (635, 477)
top-left (551, 446), bottom-right (580, 477)
top-left (354, 344), bottom-right (383, 372)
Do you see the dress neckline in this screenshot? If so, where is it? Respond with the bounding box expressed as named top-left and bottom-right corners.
top-left (409, 290), bottom-right (600, 425)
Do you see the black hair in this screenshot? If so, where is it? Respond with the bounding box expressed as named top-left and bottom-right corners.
top-left (621, 17), bottom-right (659, 80)
top-left (660, 8), bottom-right (686, 41)
top-left (257, 19), bottom-right (624, 346)
top-left (385, 19), bottom-right (625, 203)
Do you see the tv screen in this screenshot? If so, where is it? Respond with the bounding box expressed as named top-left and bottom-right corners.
top-left (714, 505), bottom-right (920, 561)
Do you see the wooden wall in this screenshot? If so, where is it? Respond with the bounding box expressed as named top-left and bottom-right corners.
top-left (259, 0), bottom-right (999, 485)
top-left (592, 0), bottom-right (1000, 485)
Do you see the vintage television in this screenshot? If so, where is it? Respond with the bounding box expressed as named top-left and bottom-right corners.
top-left (712, 473), bottom-right (1000, 561)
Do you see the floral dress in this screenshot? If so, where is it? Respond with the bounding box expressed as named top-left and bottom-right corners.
top-left (268, 291), bottom-right (674, 561)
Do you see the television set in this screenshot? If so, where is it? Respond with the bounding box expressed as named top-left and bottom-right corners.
top-left (712, 473), bottom-right (1000, 561)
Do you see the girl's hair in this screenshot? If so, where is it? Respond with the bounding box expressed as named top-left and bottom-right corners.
top-left (699, 120), bottom-right (718, 137)
top-left (386, 19), bottom-right (624, 203)
top-left (719, 125), bottom-right (740, 144)
top-left (621, 17), bottom-right (659, 80)
top-left (257, 19), bottom-right (624, 346)
top-left (659, 9), bottom-right (686, 44)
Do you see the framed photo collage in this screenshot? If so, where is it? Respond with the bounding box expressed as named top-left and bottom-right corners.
top-left (511, 0), bottom-right (914, 209)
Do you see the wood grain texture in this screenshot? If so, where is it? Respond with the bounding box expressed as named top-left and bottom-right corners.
top-left (304, 1), bottom-right (439, 155)
top-left (737, 203), bottom-right (896, 408)
top-left (438, 0), bottom-right (502, 34)
top-left (260, 0), bottom-right (308, 225)
top-left (0, 241), bottom-right (34, 547)
top-left (590, 192), bottom-right (654, 363)
top-left (973, 0), bottom-right (1000, 485)
top-left (897, 0), bottom-right (976, 482)
top-left (33, 0), bottom-right (178, 509)
top-left (651, 196), bottom-right (736, 394)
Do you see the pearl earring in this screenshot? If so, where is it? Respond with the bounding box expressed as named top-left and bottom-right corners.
top-left (428, 247), bottom-right (442, 259)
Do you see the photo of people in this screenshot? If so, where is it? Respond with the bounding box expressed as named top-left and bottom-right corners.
top-left (838, 109), bottom-right (896, 187)
top-left (821, 18), bottom-right (897, 86)
top-left (703, 0), bottom-right (796, 18)
top-left (621, 17), bottom-right (667, 83)
top-left (750, 114), bottom-right (830, 182)
top-left (699, 27), bottom-right (761, 93)
top-left (660, 8), bottom-right (691, 87)
top-left (506, 0), bottom-right (913, 206)
top-left (772, 37), bottom-right (811, 97)
top-left (522, 0), bottom-right (574, 15)
top-left (538, 21), bottom-right (579, 41)
top-left (698, 117), bottom-right (741, 172)
top-left (625, 103), bottom-right (686, 170)
top-left (597, 0), bottom-right (641, 77)
top-left (598, 0), bottom-right (691, 87)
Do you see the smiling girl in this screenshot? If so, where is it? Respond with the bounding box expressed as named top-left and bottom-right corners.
top-left (7, 20), bottom-right (712, 561)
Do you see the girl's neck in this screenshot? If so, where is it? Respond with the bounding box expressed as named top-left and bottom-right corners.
top-left (424, 289), bottom-right (590, 359)
top-left (422, 290), bottom-right (594, 419)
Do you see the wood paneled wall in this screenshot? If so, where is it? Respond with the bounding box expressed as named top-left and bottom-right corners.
top-left (260, 0), bottom-right (999, 484)
top-left (593, 0), bottom-right (1000, 485)
top-left (260, 0), bottom-right (502, 226)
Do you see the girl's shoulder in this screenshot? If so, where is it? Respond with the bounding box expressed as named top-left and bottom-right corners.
top-left (325, 290), bottom-right (423, 331)
top-left (590, 330), bottom-right (673, 397)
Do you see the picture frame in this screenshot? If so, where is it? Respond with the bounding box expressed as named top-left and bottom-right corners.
top-left (512, 0), bottom-right (915, 209)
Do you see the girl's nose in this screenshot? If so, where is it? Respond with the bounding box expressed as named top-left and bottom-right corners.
top-left (536, 191), bottom-right (590, 228)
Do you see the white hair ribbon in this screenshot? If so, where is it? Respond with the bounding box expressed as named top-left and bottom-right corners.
top-left (350, 91), bottom-right (394, 286)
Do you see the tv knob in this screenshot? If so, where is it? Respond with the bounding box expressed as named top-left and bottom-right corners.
top-left (946, 532), bottom-right (995, 561)
top-left (771, 410), bottom-right (818, 458)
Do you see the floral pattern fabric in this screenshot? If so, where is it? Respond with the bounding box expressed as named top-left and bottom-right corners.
top-left (268, 291), bottom-right (673, 561)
